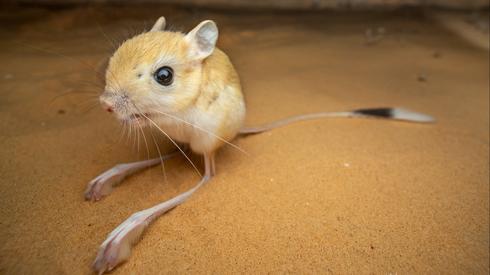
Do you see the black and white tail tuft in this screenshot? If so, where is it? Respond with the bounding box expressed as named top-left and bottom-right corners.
top-left (353, 107), bottom-right (435, 123)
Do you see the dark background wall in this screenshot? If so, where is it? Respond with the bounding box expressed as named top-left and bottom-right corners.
top-left (5, 0), bottom-right (489, 9)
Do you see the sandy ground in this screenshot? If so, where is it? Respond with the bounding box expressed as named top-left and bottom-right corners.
top-left (0, 5), bottom-right (488, 274)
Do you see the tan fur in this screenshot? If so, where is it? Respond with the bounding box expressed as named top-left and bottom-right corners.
top-left (101, 21), bottom-right (245, 155)
top-left (93, 18), bottom-right (245, 274)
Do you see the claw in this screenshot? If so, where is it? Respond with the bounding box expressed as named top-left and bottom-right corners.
top-left (85, 165), bottom-right (126, 201)
top-left (93, 211), bottom-right (149, 274)
top-left (89, 153), bottom-right (213, 274)
top-left (85, 158), bottom-right (168, 201)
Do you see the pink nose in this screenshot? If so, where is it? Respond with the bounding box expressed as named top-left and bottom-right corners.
top-left (100, 101), bottom-right (114, 113)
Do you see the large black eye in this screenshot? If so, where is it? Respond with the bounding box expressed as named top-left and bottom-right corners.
top-left (154, 66), bottom-right (173, 86)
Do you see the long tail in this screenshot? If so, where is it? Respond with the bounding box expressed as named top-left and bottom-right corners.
top-left (239, 107), bottom-right (434, 135)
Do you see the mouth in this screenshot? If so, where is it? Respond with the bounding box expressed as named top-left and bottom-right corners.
top-left (125, 113), bottom-right (152, 123)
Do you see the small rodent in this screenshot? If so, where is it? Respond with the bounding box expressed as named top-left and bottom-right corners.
top-left (85, 17), bottom-right (434, 274)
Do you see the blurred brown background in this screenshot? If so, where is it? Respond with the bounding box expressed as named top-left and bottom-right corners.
top-left (4, 0), bottom-right (490, 9)
top-left (0, 0), bottom-right (488, 275)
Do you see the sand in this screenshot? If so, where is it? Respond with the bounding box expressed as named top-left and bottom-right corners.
top-left (0, 5), bottom-right (488, 274)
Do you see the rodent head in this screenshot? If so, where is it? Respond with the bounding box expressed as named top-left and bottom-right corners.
top-left (100, 17), bottom-right (218, 124)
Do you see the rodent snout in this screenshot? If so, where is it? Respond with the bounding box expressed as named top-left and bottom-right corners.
top-left (99, 95), bottom-right (114, 113)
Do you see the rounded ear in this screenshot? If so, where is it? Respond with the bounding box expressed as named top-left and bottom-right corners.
top-left (185, 20), bottom-right (218, 60)
top-left (150, 16), bottom-right (166, 32)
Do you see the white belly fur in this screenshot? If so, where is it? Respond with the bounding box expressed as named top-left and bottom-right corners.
top-left (154, 85), bottom-right (245, 155)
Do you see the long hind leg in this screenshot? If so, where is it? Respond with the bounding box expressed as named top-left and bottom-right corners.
top-left (92, 152), bottom-right (215, 274)
top-left (85, 151), bottom-right (180, 201)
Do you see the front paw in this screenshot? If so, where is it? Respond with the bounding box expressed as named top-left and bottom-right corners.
top-left (85, 165), bottom-right (127, 201)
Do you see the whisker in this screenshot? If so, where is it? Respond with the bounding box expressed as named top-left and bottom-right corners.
top-left (125, 111), bottom-right (133, 149)
top-left (127, 120), bottom-right (133, 146)
top-left (76, 80), bottom-right (105, 90)
top-left (49, 91), bottom-right (99, 105)
top-left (135, 109), bottom-right (202, 177)
top-left (132, 120), bottom-right (137, 153)
top-left (136, 121), bottom-right (141, 158)
top-left (79, 103), bottom-right (101, 115)
top-left (125, 121), bottom-right (131, 144)
top-left (77, 98), bottom-right (101, 108)
top-left (14, 41), bottom-right (104, 77)
top-left (95, 20), bottom-right (118, 51)
top-left (124, 105), bottom-right (137, 153)
top-left (117, 122), bottom-right (126, 144)
top-left (135, 118), bottom-right (151, 161)
top-left (149, 129), bottom-right (168, 184)
top-left (121, 120), bottom-right (129, 144)
top-left (149, 108), bottom-right (248, 155)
